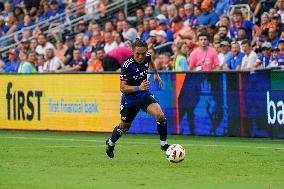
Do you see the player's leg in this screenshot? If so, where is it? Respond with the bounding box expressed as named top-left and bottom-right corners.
top-left (106, 105), bottom-right (139, 158)
top-left (141, 95), bottom-right (169, 151)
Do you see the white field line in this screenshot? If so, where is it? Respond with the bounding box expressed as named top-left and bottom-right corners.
top-left (0, 136), bottom-right (284, 150)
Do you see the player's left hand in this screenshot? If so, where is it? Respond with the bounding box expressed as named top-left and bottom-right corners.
top-left (154, 74), bottom-right (163, 88)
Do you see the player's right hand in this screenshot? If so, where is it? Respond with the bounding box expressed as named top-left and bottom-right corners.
top-left (139, 80), bottom-right (150, 91)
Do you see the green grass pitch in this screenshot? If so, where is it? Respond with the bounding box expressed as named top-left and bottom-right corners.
top-left (0, 130), bottom-right (283, 189)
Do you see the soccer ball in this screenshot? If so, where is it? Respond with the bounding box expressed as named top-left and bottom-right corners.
top-left (166, 144), bottom-right (186, 163)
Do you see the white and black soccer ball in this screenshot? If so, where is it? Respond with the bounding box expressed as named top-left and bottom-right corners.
top-left (166, 144), bottom-right (186, 163)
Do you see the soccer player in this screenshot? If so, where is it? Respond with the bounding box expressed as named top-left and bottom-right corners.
top-left (105, 38), bottom-right (169, 158)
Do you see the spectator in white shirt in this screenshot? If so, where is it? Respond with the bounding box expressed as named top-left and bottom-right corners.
top-left (241, 39), bottom-right (258, 70)
top-left (43, 48), bottom-right (64, 72)
top-left (104, 32), bottom-right (118, 53)
top-left (36, 34), bottom-right (56, 56)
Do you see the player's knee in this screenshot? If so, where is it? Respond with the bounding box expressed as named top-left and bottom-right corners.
top-left (156, 112), bottom-right (165, 122)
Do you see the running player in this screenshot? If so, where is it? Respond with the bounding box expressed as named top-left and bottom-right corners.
top-left (106, 38), bottom-right (169, 158)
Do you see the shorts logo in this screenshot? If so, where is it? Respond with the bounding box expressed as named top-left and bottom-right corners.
top-left (121, 116), bottom-right (127, 121)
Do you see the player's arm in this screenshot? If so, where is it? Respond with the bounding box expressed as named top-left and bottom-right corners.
top-left (120, 80), bottom-right (150, 93)
top-left (149, 58), bottom-right (163, 88)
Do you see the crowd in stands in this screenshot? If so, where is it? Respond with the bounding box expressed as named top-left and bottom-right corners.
top-left (0, 0), bottom-right (283, 73)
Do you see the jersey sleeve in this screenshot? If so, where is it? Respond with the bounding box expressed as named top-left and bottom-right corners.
top-left (120, 60), bottom-right (130, 81)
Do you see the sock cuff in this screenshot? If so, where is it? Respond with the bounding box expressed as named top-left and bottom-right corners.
top-left (157, 118), bottom-right (167, 125)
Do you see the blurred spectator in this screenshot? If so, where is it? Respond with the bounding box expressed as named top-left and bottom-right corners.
top-left (24, 0), bottom-right (40, 17)
top-left (43, 48), bottom-right (64, 72)
top-left (167, 4), bottom-right (178, 21)
top-left (113, 32), bottom-right (125, 47)
top-left (218, 25), bottom-right (231, 43)
top-left (122, 20), bottom-right (138, 42)
top-left (18, 51), bottom-right (37, 73)
top-left (19, 38), bottom-right (31, 54)
top-left (190, 32), bottom-right (220, 71)
top-left (30, 39), bottom-right (38, 51)
top-left (86, 52), bottom-right (103, 72)
top-left (271, 13), bottom-right (284, 36)
top-left (184, 3), bottom-right (195, 27)
top-left (277, 0), bottom-right (284, 23)
top-left (35, 34), bottom-right (56, 55)
top-left (81, 35), bottom-right (94, 61)
top-left (75, 20), bottom-right (88, 35)
top-left (230, 9), bottom-right (260, 42)
top-left (153, 0), bottom-right (166, 15)
top-left (160, 52), bottom-right (173, 71)
top-left (39, 3), bottom-right (55, 21)
top-left (102, 46), bottom-right (132, 71)
top-left (223, 41), bottom-right (244, 70)
top-left (55, 40), bottom-right (67, 62)
top-left (218, 40), bottom-right (231, 67)
top-left (215, 0), bottom-right (230, 17)
top-left (275, 39), bottom-right (284, 66)
top-left (35, 54), bottom-right (45, 72)
top-left (195, 0), bottom-right (219, 26)
top-left (145, 5), bottom-right (156, 18)
top-left (141, 19), bottom-right (151, 41)
top-left (135, 7), bottom-right (145, 24)
top-left (104, 21), bottom-right (116, 34)
top-left (159, 19), bottom-right (174, 42)
top-left (237, 27), bottom-right (248, 45)
top-left (173, 41), bottom-right (189, 71)
top-left (91, 30), bottom-right (105, 49)
top-left (268, 27), bottom-right (280, 48)
top-left (219, 15), bottom-right (231, 29)
top-left (3, 49), bottom-right (21, 73)
top-left (260, 12), bottom-right (274, 32)
top-left (155, 30), bottom-right (173, 55)
top-left (60, 48), bottom-right (87, 72)
top-left (13, 6), bottom-right (24, 23)
top-left (255, 42), bottom-right (273, 68)
top-left (240, 39), bottom-right (258, 70)
top-left (63, 35), bottom-right (75, 65)
top-left (2, 2), bottom-right (13, 21)
top-left (104, 32), bottom-right (118, 53)
top-left (147, 30), bottom-right (157, 48)
top-left (249, 0), bottom-right (262, 21)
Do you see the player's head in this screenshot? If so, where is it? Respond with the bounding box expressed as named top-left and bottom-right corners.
top-left (132, 38), bottom-right (148, 63)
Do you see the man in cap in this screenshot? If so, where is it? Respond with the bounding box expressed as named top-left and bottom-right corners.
top-left (255, 42), bottom-right (273, 68)
top-left (4, 49), bottom-right (21, 73)
top-left (155, 30), bottom-right (173, 55)
top-left (195, 0), bottom-right (219, 26)
top-left (122, 20), bottom-right (138, 42)
top-left (159, 19), bottom-right (173, 42)
top-left (218, 41), bottom-right (231, 67)
top-left (63, 35), bottom-right (75, 65)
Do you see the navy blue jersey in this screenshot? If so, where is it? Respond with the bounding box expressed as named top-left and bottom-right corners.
top-left (120, 52), bottom-right (152, 106)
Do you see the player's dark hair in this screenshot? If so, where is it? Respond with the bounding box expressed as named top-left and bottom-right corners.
top-left (132, 38), bottom-right (148, 49)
